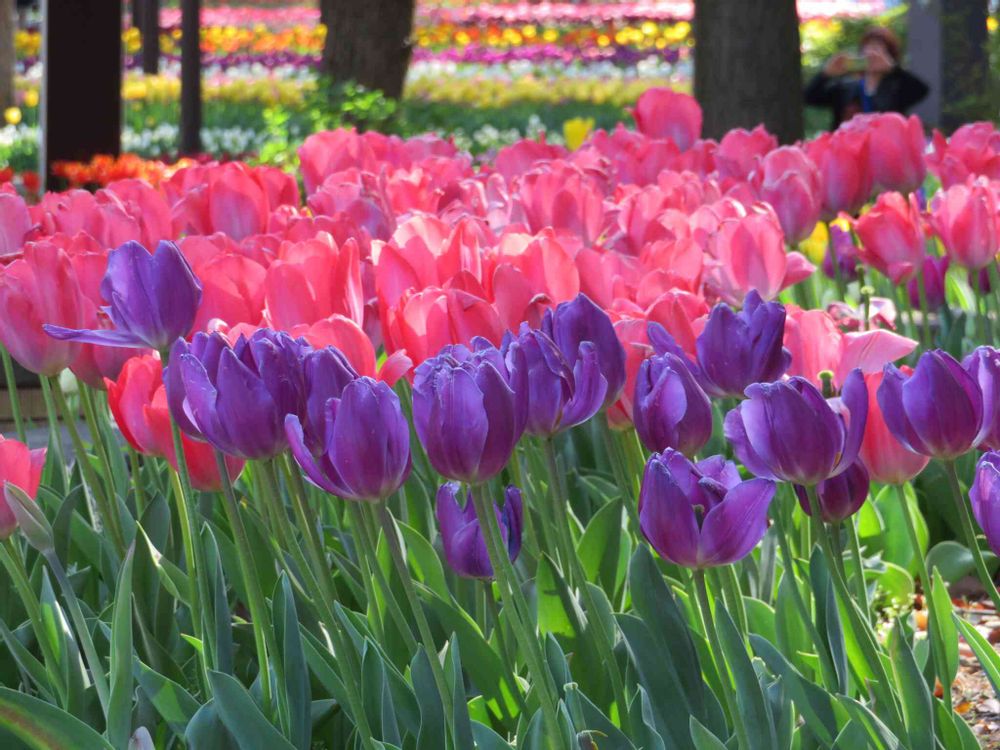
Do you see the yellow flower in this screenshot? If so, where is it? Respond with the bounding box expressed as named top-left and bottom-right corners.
top-left (23, 89), bottom-right (38, 108)
top-left (988, 17), bottom-right (998, 32)
top-left (4, 107), bottom-right (21, 126)
top-left (800, 221), bottom-right (829, 264)
top-left (563, 117), bottom-right (594, 150)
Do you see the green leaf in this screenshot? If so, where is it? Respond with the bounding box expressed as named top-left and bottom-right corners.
top-left (0, 687), bottom-right (113, 749)
top-left (207, 671), bottom-right (296, 750)
top-left (714, 603), bottom-right (776, 750)
top-left (926, 541), bottom-right (975, 584)
top-left (927, 569), bottom-right (959, 696)
top-left (471, 721), bottom-right (514, 750)
top-left (411, 649), bottom-right (446, 750)
top-left (134, 661), bottom-right (200, 737)
top-left (0, 616), bottom-right (56, 701)
top-left (955, 616), bottom-right (1000, 698)
top-left (399, 522), bottom-right (449, 599)
top-left (274, 575), bottom-right (310, 750)
top-left (446, 635), bottom-right (474, 750)
top-left (577, 498), bottom-right (629, 596)
top-left (887, 621), bottom-right (933, 750)
top-left (136, 526), bottom-right (190, 605)
top-left (874, 485), bottom-right (927, 577)
top-left (107, 546), bottom-right (136, 750)
top-left (563, 683), bottom-right (635, 750)
top-left (689, 716), bottom-right (728, 750)
top-left (535, 555), bottom-right (578, 638)
top-left (837, 696), bottom-right (902, 750)
top-left (185, 700), bottom-right (239, 750)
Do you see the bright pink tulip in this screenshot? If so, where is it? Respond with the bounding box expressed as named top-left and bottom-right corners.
top-left (854, 191), bottom-right (926, 283)
top-left (608, 316), bottom-right (654, 429)
top-left (715, 126), bottom-right (778, 182)
top-left (928, 180), bottom-right (1000, 270)
top-left (645, 289), bottom-right (709, 357)
top-left (169, 163), bottom-right (272, 241)
top-left (844, 113), bottom-right (926, 194)
top-left (0, 436), bottom-right (45, 539)
top-left (750, 146), bottom-right (822, 245)
top-left (0, 242), bottom-right (87, 375)
top-left (97, 180), bottom-right (174, 249)
top-left (192, 253), bottom-right (268, 332)
top-left (927, 123), bottom-right (1000, 188)
top-left (290, 314), bottom-right (411, 385)
top-left (0, 188), bottom-right (31, 261)
top-left (630, 88), bottom-right (702, 151)
top-left (494, 138), bottom-right (568, 182)
top-left (805, 128), bottom-right (874, 217)
top-left (515, 161), bottom-right (607, 245)
top-left (858, 370), bottom-right (930, 484)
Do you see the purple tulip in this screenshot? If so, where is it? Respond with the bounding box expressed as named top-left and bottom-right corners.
top-left (436, 483), bottom-right (523, 579)
top-left (970, 452), bottom-right (1000, 556)
top-left (286, 376), bottom-right (411, 502)
top-left (412, 340), bottom-right (526, 484)
top-left (724, 369), bottom-right (868, 486)
top-left (542, 293), bottom-right (626, 409)
top-left (166, 329), bottom-right (309, 460)
top-left (633, 350), bottom-right (712, 456)
top-left (794, 460), bottom-right (870, 523)
top-left (965, 346), bottom-right (1000, 451)
top-left (907, 255), bottom-right (949, 311)
top-left (502, 322), bottom-right (605, 437)
top-left (695, 290), bottom-right (790, 399)
top-left (877, 350), bottom-right (986, 460)
top-left (45, 240), bottom-right (202, 353)
top-left (300, 346), bottom-right (360, 451)
top-left (822, 222), bottom-right (860, 282)
top-left (639, 450), bottom-right (776, 569)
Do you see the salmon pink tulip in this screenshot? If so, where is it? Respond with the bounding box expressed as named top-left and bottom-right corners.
top-left (0, 436), bottom-right (45, 540)
top-left (854, 192), bottom-right (927, 283)
top-left (928, 180), bottom-right (1000, 270)
top-left (630, 88), bottom-right (702, 151)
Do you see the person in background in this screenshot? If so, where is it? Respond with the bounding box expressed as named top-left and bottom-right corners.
top-left (805, 26), bottom-right (929, 129)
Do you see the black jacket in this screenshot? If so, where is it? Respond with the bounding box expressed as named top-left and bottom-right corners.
top-left (804, 67), bottom-right (929, 129)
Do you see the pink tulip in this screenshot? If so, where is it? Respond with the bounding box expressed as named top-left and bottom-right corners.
top-left (843, 113), bottom-right (926, 194)
top-left (192, 253), bottom-right (268, 332)
top-left (858, 370), bottom-right (929, 484)
top-left (607, 316), bottom-right (654, 429)
top-left (928, 180), bottom-right (1000, 270)
top-left (0, 435), bottom-right (45, 539)
top-left (494, 138), bottom-right (568, 182)
top-left (0, 188), bottom-right (31, 261)
top-left (927, 122), bottom-right (1000, 188)
top-left (750, 146), bottom-right (822, 245)
top-left (169, 163), bottom-right (271, 241)
top-left (854, 191), bottom-right (926, 283)
top-left (98, 180), bottom-right (174, 249)
top-left (515, 161), bottom-right (607, 245)
top-left (630, 88), bottom-right (702, 151)
top-left (805, 128), bottom-right (874, 217)
top-left (0, 242), bottom-right (87, 375)
top-left (715, 126), bottom-right (778, 182)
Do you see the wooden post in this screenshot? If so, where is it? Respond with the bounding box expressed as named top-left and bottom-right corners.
top-left (139, 0), bottom-right (160, 75)
top-left (41, 0), bottom-right (122, 190)
top-left (180, 0), bottom-right (201, 154)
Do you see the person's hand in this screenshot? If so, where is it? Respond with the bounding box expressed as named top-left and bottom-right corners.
top-left (823, 53), bottom-right (851, 77)
top-left (865, 44), bottom-right (895, 74)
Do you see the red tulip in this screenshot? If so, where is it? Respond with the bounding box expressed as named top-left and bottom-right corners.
top-left (844, 113), bottom-right (926, 194)
top-left (858, 370), bottom-right (930, 485)
top-left (854, 191), bottom-right (926, 283)
top-left (928, 180), bottom-right (1000, 270)
top-left (0, 241), bottom-right (87, 375)
top-left (715, 126), bottom-right (778, 182)
top-left (0, 436), bottom-right (45, 539)
top-left (805, 128), bottom-right (874, 217)
top-left (630, 88), bottom-right (702, 151)
top-left (750, 146), bottom-right (822, 245)
top-left (927, 122), bottom-right (1000, 188)
top-left (105, 355), bottom-right (244, 491)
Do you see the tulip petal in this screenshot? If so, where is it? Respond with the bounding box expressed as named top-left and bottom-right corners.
top-left (43, 324), bottom-right (146, 348)
top-left (284, 414), bottom-right (346, 496)
top-left (698, 478), bottom-right (775, 567)
top-left (638, 456), bottom-right (701, 567)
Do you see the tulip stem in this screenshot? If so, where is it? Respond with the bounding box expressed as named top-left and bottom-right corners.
top-left (596, 416), bottom-right (641, 535)
top-left (804, 485), bottom-right (905, 734)
top-left (43, 547), bottom-right (110, 715)
top-left (0, 345), bottom-right (26, 442)
top-left (915, 267), bottom-right (933, 349)
top-left (78, 385), bottom-right (123, 525)
top-left (256, 460), bottom-right (316, 604)
top-left (281, 458), bottom-right (379, 750)
top-left (988, 262), bottom-right (1000, 343)
top-left (693, 569), bottom-right (750, 750)
top-left (47, 376), bottom-right (126, 557)
top-left (374, 501), bottom-right (457, 738)
top-left (943, 460), bottom-right (1000, 612)
top-left (38, 376), bottom-right (69, 494)
top-left (845, 515), bottom-right (871, 622)
top-left (542, 438), bottom-right (631, 732)
top-left (214, 450), bottom-right (279, 725)
top-left (894, 484), bottom-right (931, 596)
top-left (717, 565), bottom-right (748, 643)
top-left (0, 539), bottom-right (66, 705)
top-left (470, 483), bottom-right (564, 746)
top-left (126, 446), bottom-right (147, 518)
top-left (482, 580), bottom-right (526, 716)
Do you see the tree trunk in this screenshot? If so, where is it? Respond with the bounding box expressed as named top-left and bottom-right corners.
top-left (940, 0), bottom-right (990, 130)
top-left (319, 0), bottom-right (415, 99)
top-left (180, 0), bottom-right (201, 153)
top-left (0, 0), bottom-right (15, 110)
top-left (693, 0), bottom-right (803, 143)
top-left (139, 0), bottom-right (160, 75)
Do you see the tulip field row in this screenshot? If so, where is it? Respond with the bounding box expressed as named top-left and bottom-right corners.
top-left (2, 85), bottom-right (1000, 747)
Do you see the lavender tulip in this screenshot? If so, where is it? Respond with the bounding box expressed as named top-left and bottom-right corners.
top-left (907, 255), bottom-right (949, 311)
top-left (633, 350), bottom-right (712, 456)
top-left (286, 376), bottom-right (411, 502)
top-left (878, 350), bottom-right (987, 459)
top-left (695, 290), bottom-right (790, 399)
top-left (964, 346), bottom-right (1000, 451)
top-left (639, 450), bottom-right (776, 569)
top-left (970, 452), bottom-right (1000, 556)
top-left (724, 369), bottom-right (868, 486)
top-left (436, 483), bottom-right (523, 579)
top-left (45, 240), bottom-right (201, 352)
top-left (794, 460), bottom-right (870, 523)
top-left (502, 322), bottom-right (605, 437)
top-left (166, 329), bottom-right (309, 460)
top-left (542, 293), bottom-right (626, 409)
top-left (412, 340), bottom-right (526, 484)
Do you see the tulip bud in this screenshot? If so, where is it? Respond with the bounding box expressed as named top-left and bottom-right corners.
top-left (6, 483), bottom-right (53, 553)
top-left (795, 461), bottom-right (870, 523)
top-left (436, 483), bottom-right (522, 579)
top-left (858, 371), bottom-right (930, 485)
top-left (633, 351), bottom-right (712, 457)
top-left (971, 452), bottom-right (1000, 557)
top-left (0, 437), bottom-right (46, 542)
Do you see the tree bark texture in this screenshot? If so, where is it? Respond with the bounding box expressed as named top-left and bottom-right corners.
top-left (940, 0), bottom-right (990, 130)
top-left (0, 0), bottom-right (15, 110)
top-left (693, 0), bottom-right (804, 144)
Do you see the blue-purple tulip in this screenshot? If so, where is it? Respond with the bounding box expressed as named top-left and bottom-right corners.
top-left (300, 346), bottom-right (360, 451)
top-left (45, 240), bottom-right (202, 352)
top-left (970, 452), bottom-right (1000, 556)
top-left (502, 323), bottom-right (605, 436)
top-left (724, 368), bottom-right (868, 486)
top-left (639, 450), bottom-right (775, 569)
top-left (436, 482), bottom-right (523, 579)
top-left (794, 460), bottom-right (870, 523)
top-left (633, 350), bottom-right (712, 456)
top-left (964, 346), bottom-right (1000, 451)
top-left (907, 255), bottom-right (949, 311)
top-left (542, 293), bottom-right (626, 409)
top-left (822, 222), bottom-right (860, 282)
top-left (694, 290), bottom-right (790, 399)
top-left (166, 329), bottom-right (309, 459)
top-left (286, 376), bottom-right (411, 502)
top-left (877, 350), bottom-right (987, 460)
top-left (412, 340), bottom-right (526, 484)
